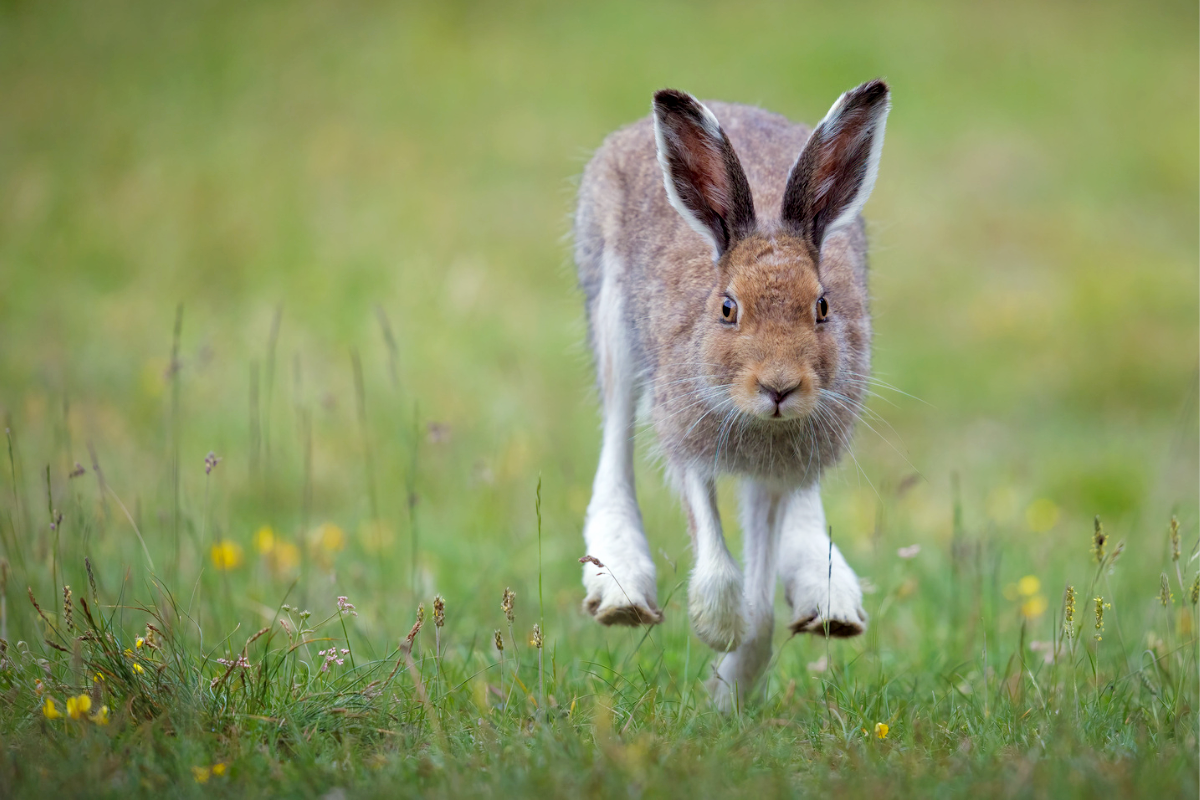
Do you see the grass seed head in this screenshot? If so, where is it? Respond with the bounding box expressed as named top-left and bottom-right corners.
top-left (62, 586), bottom-right (73, 632)
top-left (1190, 574), bottom-right (1200, 607)
top-left (501, 588), bottom-right (515, 624)
top-left (1159, 574), bottom-right (1173, 607)
top-left (1109, 540), bottom-right (1124, 569)
top-left (1091, 516), bottom-right (1106, 564)
top-left (433, 595), bottom-right (445, 628)
top-left (493, 629), bottom-right (504, 653)
top-left (1063, 585), bottom-right (1076, 638)
top-left (1093, 596), bottom-right (1109, 641)
top-left (531, 623), bottom-right (543, 649)
top-left (84, 557), bottom-right (97, 603)
top-left (404, 612), bottom-right (423, 649)
top-left (204, 451), bottom-right (221, 475)
top-left (1169, 516), bottom-right (1181, 562)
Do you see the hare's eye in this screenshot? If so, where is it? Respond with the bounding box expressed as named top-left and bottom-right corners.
top-left (721, 297), bottom-right (738, 324)
top-left (815, 296), bottom-right (829, 323)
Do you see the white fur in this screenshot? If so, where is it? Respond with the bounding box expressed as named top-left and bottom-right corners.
top-left (581, 253), bottom-right (661, 623)
top-left (676, 465), bottom-right (744, 652)
top-left (777, 482), bottom-right (866, 635)
top-left (708, 480), bottom-right (783, 712)
top-left (652, 96), bottom-right (727, 259)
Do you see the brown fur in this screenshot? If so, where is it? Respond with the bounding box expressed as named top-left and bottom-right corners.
top-left (576, 94), bottom-right (878, 485)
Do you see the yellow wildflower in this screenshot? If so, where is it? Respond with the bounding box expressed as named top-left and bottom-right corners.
top-left (254, 525), bottom-right (276, 554)
top-left (874, 722), bottom-right (889, 739)
top-left (1021, 595), bottom-right (1049, 618)
top-left (316, 523), bottom-right (346, 553)
top-left (42, 698), bottom-right (63, 719)
top-left (94, 672), bottom-right (105, 683)
top-left (133, 663), bottom-right (144, 674)
top-left (210, 540), bottom-right (244, 570)
top-left (192, 766), bottom-right (211, 784)
top-left (135, 636), bottom-right (145, 649)
top-left (1016, 575), bottom-right (1040, 596)
top-left (270, 540), bottom-right (301, 574)
top-left (90, 705), bottom-right (110, 726)
top-left (66, 694), bottom-right (92, 720)
top-left (212, 763), bottom-right (227, 776)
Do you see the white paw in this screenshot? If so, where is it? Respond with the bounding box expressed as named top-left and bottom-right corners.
top-left (688, 555), bottom-right (744, 652)
top-left (783, 553), bottom-right (867, 638)
top-left (706, 639), bottom-right (771, 713)
top-left (581, 542), bottom-right (662, 627)
top-left (707, 671), bottom-right (739, 714)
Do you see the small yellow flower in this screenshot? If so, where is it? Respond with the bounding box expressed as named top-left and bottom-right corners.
top-left (192, 766), bottom-right (211, 784)
top-left (210, 540), bottom-right (244, 570)
top-left (94, 672), bottom-right (105, 683)
top-left (133, 662), bottom-right (144, 674)
top-left (254, 525), bottom-right (276, 554)
top-left (1021, 595), bottom-right (1049, 619)
top-left (270, 540), bottom-right (301, 574)
top-left (135, 636), bottom-right (145, 649)
top-left (212, 763), bottom-right (226, 776)
top-left (1016, 575), bottom-right (1040, 596)
top-left (66, 694), bottom-right (92, 720)
top-left (317, 523), bottom-right (346, 553)
top-left (42, 698), bottom-right (63, 720)
top-left (874, 722), bottom-right (889, 739)
top-left (89, 705), bottom-right (110, 726)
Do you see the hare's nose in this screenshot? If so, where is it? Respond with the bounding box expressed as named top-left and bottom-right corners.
top-left (759, 381), bottom-right (800, 407)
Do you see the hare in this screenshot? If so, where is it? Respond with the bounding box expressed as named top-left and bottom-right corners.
top-left (574, 80), bottom-right (890, 709)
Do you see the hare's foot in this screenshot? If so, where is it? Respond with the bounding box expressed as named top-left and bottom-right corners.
top-left (706, 619), bottom-right (772, 712)
top-left (783, 554), bottom-right (866, 638)
top-left (581, 525), bottom-right (662, 626)
top-left (688, 554), bottom-right (744, 652)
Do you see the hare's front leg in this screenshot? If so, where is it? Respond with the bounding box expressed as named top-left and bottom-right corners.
top-left (709, 480), bottom-right (782, 711)
top-left (778, 483), bottom-right (867, 637)
top-left (581, 274), bottom-right (661, 626)
top-left (677, 466), bottom-right (744, 652)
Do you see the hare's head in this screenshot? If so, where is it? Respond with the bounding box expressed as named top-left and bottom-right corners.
top-left (652, 80), bottom-right (890, 421)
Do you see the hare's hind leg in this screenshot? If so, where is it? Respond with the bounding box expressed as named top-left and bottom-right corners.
top-left (580, 259), bottom-right (661, 626)
top-left (778, 483), bottom-right (867, 637)
top-left (708, 479), bottom-right (781, 711)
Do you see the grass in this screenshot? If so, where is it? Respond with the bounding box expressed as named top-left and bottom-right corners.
top-left (0, 0), bottom-right (1197, 796)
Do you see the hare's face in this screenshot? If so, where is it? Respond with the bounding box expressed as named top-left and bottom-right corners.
top-left (651, 81), bottom-right (888, 425)
top-left (704, 235), bottom-right (836, 422)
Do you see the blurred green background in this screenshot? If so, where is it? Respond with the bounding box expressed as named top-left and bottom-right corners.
top-left (0, 0), bottom-right (1196, 665)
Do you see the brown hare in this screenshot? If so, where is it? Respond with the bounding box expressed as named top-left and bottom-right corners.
top-left (574, 80), bottom-right (890, 709)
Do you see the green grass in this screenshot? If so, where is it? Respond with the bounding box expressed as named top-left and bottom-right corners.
top-left (0, 0), bottom-right (1197, 796)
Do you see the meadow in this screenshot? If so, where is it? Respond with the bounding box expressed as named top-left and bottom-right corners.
top-left (0, 0), bottom-right (1197, 796)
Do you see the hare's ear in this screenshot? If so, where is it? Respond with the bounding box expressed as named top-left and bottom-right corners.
top-left (653, 89), bottom-right (756, 260)
top-left (781, 79), bottom-right (890, 256)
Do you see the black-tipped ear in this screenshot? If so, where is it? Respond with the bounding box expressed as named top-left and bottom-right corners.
top-left (653, 89), bottom-right (756, 260)
top-left (781, 79), bottom-right (890, 257)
